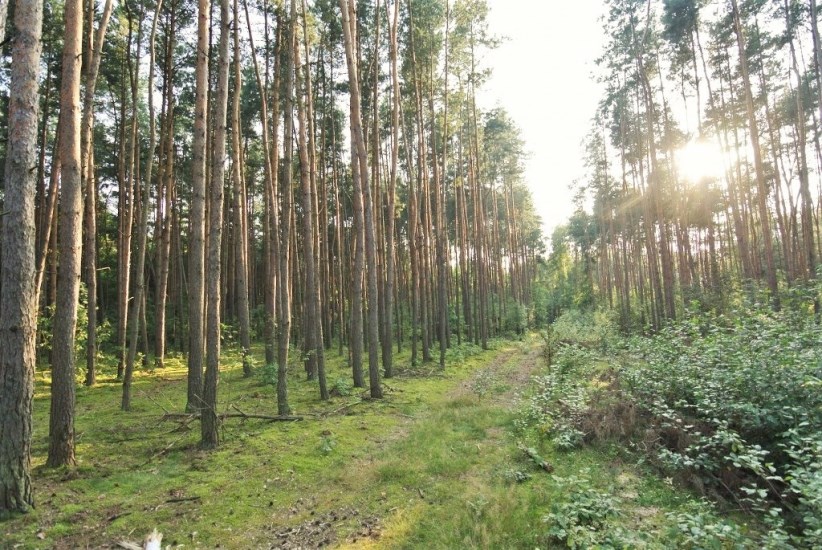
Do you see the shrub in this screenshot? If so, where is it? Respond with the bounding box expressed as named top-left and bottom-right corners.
top-left (543, 472), bottom-right (622, 548)
top-left (621, 303), bottom-right (822, 542)
top-left (515, 344), bottom-right (595, 450)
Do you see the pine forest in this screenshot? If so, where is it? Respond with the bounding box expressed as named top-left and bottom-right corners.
top-left (1, 0), bottom-right (822, 547)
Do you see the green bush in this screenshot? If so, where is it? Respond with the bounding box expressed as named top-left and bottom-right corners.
top-left (258, 362), bottom-right (278, 387)
top-left (622, 303), bottom-right (822, 543)
top-left (515, 344), bottom-right (594, 450)
top-left (543, 472), bottom-right (622, 548)
top-left (37, 283), bottom-right (89, 369)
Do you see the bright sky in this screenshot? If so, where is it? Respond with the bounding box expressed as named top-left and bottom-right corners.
top-left (480, 0), bottom-right (606, 238)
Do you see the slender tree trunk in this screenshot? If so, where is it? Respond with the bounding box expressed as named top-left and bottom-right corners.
top-left (187, 0), bottom-right (210, 412)
top-left (277, 2), bottom-right (296, 414)
top-left (155, 0), bottom-right (177, 370)
top-left (201, 0), bottom-right (230, 448)
top-left (296, 19), bottom-right (328, 399)
top-left (341, 0), bottom-right (365, 387)
top-left (0, 0), bottom-right (43, 512)
top-left (47, 0), bottom-right (84, 467)
top-left (731, 0), bottom-right (779, 307)
top-left (83, 151), bottom-right (97, 387)
top-left (232, 0), bottom-right (252, 377)
top-left (123, 1), bottom-right (162, 411)
top-left (35, 127), bottom-right (61, 310)
top-left (340, 0), bottom-right (382, 398)
top-left (80, 0), bottom-right (113, 387)
top-left (243, 0), bottom-right (278, 367)
top-left (382, 0), bottom-right (400, 378)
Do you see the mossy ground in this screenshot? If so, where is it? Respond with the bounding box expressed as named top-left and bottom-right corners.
top-left (3, 335), bottom-right (723, 548)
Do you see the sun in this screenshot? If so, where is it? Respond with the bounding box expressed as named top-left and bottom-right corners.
top-left (676, 139), bottom-right (727, 184)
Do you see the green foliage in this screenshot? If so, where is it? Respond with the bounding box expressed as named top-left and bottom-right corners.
top-left (220, 322), bottom-right (239, 346)
top-left (318, 434), bottom-right (337, 456)
top-left (37, 283), bottom-right (90, 367)
top-left (500, 467), bottom-right (532, 483)
top-left (258, 362), bottom-right (278, 387)
top-left (469, 368), bottom-right (496, 401)
top-left (616, 302), bottom-right (822, 544)
top-left (332, 376), bottom-right (353, 397)
top-left (502, 298), bottom-right (528, 336)
top-left (515, 344), bottom-right (594, 450)
top-left (550, 308), bottom-right (618, 351)
top-left (665, 502), bottom-right (748, 549)
top-left (521, 296), bottom-right (822, 545)
top-left (445, 341), bottom-right (484, 366)
top-left (543, 472), bottom-right (622, 548)
top-left (781, 430), bottom-right (822, 547)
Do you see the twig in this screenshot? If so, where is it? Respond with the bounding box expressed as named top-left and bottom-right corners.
top-left (141, 432), bottom-right (190, 466)
top-left (518, 443), bottom-right (554, 473)
top-left (160, 412), bottom-right (303, 422)
top-left (108, 511), bottom-right (132, 522)
top-left (138, 389), bottom-right (171, 415)
top-left (165, 496), bottom-right (201, 504)
top-left (324, 400), bottom-right (364, 416)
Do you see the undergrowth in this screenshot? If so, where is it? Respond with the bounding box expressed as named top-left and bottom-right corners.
top-left (521, 304), bottom-right (822, 548)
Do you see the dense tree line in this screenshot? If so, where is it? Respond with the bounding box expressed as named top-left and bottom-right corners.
top-left (0, 0), bottom-right (543, 513)
top-left (542, 0), bottom-right (822, 329)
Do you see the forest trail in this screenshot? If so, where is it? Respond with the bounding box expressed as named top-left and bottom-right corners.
top-left (271, 337), bottom-right (546, 549)
top-left (5, 334), bottom-right (739, 548)
top-left (3, 338), bottom-right (546, 549)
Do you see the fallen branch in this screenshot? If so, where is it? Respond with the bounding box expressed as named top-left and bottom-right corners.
top-left (138, 389), bottom-right (171, 415)
top-left (323, 400), bottom-right (364, 417)
top-left (165, 496), bottom-right (201, 504)
top-left (108, 511), bottom-right (132, 523)
top-left (518, 443), bottom-right (554, 473)
top-left (160, 412), bottom-right (302, 422)
top-left (141, 433), bottom-right (190, 466)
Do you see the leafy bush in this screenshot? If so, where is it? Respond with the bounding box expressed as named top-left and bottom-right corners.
top-left (503, 298), bottom-right (528, 336)
top-left (258, 362), bottom-right (278, 387)
top-left (543, 472), bottom-right (622, 548)
top-left (515, 344), bottom-right (594, 450)
top-left (550, 309), bottom-right (618, 351)
top-left (665, 502), bottom-right (748, 549)
top-left (445, 341), bottom-right (483, 365)
top-left (621, 303), bottom-right (822, 543)
top-left (332, 377), bottom-right (353, 397)
top-left (469, 369), bottom-right (497, 401)
top-left (37, 283), bottom-right (89, 368)
top-left (526, 298), bottom-right (822, 544)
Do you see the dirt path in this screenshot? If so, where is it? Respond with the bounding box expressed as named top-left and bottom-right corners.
top-left (449, 338), bottom-right (543, 402)
top-left (263, 338), bottom-right (546, 550)
top-left (326, 337), bottom-right (546, 549)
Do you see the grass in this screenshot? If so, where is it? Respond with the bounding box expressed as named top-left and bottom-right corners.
top-left (3, 338), bottom-right (515, 548)
top-left (2, 334), bottom-right (738, 548)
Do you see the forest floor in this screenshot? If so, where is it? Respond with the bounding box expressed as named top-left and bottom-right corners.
top-left (3, 335), bottom-right (721, 549)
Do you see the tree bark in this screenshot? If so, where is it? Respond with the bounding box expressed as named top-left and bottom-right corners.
top-left (340, 0), bottom-right (383, 399)
top-left (201, 0), bottom-right (230, 449)
top-left (232, 0), bottom-right (252, 377)
top-left (0, 0), bottom-right (42, 512)
top-left (187, 0), bottom-right (210, 412)
top-left (47, 0), bottom-right (84, 467)
top-left (80, 0), bottom-right (114, 387)
top-left (731, 0), bottom-right (779, 307)
top-left (122, 0), bottom-right (163, 411)
top-left (296, 6), bottom-right (328, 399)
